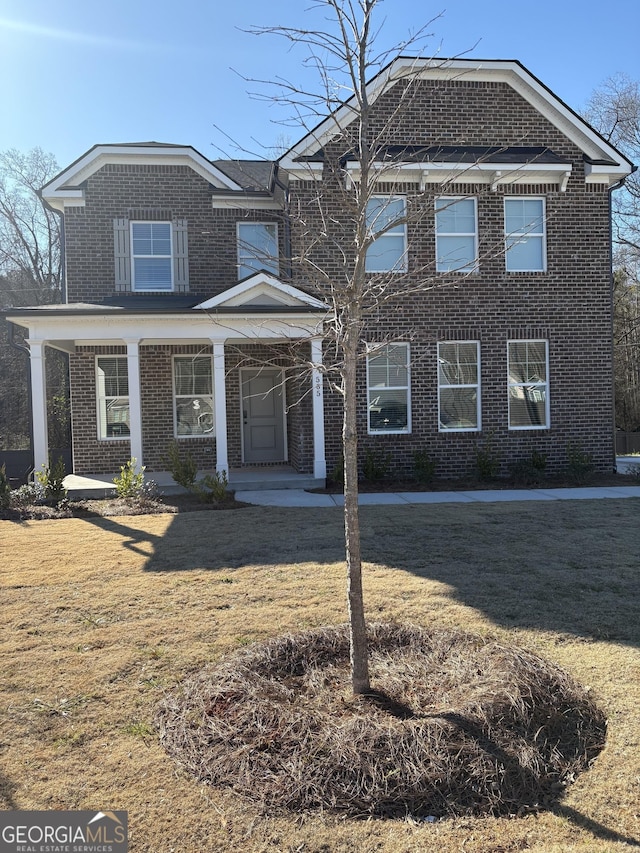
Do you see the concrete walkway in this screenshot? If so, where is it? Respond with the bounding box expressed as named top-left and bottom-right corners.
top-left (235, 484), bottom-right (640, 507)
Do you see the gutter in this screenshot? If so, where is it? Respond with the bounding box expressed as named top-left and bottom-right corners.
top-left (272, 163), bottom-right (293, 280)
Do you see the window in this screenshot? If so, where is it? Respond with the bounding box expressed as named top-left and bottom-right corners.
top-left (435, 197), bottom-right (478, 273)
top-left (237, 222), bottom-right (279, 279)
top-left (367, 343), bottom-right (410, 433)
top-left (365, 196), bottom-right (407, 273)
top-left (96, 357), bottom-right (130, 439)
top-left (131, 222), bottom-right (173, 291)
top-left (505, 198), bottom-right (546, 271)
top-left (438, 342), bottom-right (480, 431)
top-left (508, 340), bottom-right (549, 429)
top-left (173, 356), bottom-right (214, 436)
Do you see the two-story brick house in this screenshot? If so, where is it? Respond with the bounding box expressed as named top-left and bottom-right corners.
top-left (7, 58), bottom-right (634, 487)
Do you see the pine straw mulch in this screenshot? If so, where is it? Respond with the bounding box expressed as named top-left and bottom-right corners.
top-left (155, 623), bottom-right (606, 820)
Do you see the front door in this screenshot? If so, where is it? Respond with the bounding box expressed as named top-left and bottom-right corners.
top-left (241, 368), bottom-right (286, 463)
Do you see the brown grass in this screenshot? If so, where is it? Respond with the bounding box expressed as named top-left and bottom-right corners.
top-left (1, 499), bottom-right (639, 852)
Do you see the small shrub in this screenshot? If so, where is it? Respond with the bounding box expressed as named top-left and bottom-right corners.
top-left (566, 442), bottom-right (595, 484)
top-left (330, 452), bottom-right (344, 485)
top-left (413, 449), bottom-right (436, 484)
top-left (509, 450), bottom-right (548, 486)
top-left (10, 482), bottom-right (43, 510)
top-left (474, 432), bottom-right (500, 481)
top-left (35, 456), bottom-right (68, 504)
top-left (166, 441), bottom-right (198, 489)
top-left (0, 464), bottom-right (11, 509)
top-left (193, 470), bottom-right (229, 503)
top-left (362, 447), bottom-right (391, 482)
top-left (113, 458), bottom-right (146, 499)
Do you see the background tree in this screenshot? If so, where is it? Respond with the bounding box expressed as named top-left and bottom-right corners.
top-left (0, 148), bottom-right (69, 454)
top-left (586, 76), bottom-right (640, 434)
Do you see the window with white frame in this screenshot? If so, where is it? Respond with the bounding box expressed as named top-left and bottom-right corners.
top-left (173, 356), bottom-right (214, 436)
top-left (367, 343), bottom-right (410, 433)
top-left (237, 222), bottom-right (279, 279)
top-left (438, 341), bottom-right (480, 431)
top-left (131, 222), bottom-right (173, 291)
top-left (365, 196), bottom-right (407, 273)
top-left (96, 357), bottom-right (130, 439)
top-left (508, 340), bottom-right (549, 429)
top-left (504, 198), bottom-right (546, 271)
top-left (435, 197), bottom-right (478, 273)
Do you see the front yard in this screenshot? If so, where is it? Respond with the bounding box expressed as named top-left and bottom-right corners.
top-left (1, 499), bottom-right (639, 852)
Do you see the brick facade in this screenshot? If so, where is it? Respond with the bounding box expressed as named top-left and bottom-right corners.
top-left (56, 70), bottom-right (622, 479)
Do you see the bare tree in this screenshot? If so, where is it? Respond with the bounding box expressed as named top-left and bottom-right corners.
top-left (0, 148), bottom-right (67, 452)
top-left (586, 77), bottom-right (640, 433)
top-left (245, 1), bottom-right (479, 694)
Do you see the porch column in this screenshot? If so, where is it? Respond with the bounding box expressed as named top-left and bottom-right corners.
top-left (27, 339), bottom-right (49, 473)
top-left (311, 337), bottom-right (326, 479)
top-left (125, 339), bottom-right (143, 470)
top-left (212, 341), bottom-right (228, 475)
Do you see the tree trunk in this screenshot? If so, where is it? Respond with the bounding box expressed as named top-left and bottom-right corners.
top-left (343, 333), bottom-right (370, 695)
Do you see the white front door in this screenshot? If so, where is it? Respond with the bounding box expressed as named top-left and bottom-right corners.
top-left (241, 368), bottom-right (286, 463)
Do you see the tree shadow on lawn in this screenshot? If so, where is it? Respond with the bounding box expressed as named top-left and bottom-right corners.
top-left (89, 497), bottom-right (640, 649)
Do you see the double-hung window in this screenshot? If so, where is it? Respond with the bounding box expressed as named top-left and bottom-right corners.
top-left (96, 357), bottom-right (130, 439)
top-left (507, 340), bottom-right (549, 429)
top-left (237, 222), bottom-right (279, 279)
top-left (504, 198), bottom-right (546, 271)
top-left (131, 222), bottom-right (173, 291)
top-left (435, 197), bottom-right (478, 273)
top-left (173, 356), bottom-right (214, 436)
top-left (438, 342), bottom-right (480, 431)
top-left (367, 343), bottom-right (410, 433)
top-left (365, 196), bottom-right (407, 273)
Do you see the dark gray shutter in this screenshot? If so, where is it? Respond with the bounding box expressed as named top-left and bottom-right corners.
top-left (173, 219), bottom-right (189, 292)
top-left (114, 218), bottom-right (131, 291)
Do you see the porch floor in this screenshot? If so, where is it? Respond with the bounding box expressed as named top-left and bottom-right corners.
top-left (63, 466), bottom-right (324, 498)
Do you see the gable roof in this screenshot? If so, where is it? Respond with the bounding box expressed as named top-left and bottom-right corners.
top-left (279, 57), bottom-right (634, 188)
top-left (40, 143), bottom-right (259, 211)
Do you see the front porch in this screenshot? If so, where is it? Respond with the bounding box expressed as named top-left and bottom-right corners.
top-left (63, 465), bottom-right (324, 498)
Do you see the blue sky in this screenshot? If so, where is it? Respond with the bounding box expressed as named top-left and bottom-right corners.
top-left (1, 0), bottom-right (639, 169)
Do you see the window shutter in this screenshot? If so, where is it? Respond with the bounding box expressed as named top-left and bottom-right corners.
top-left (173, 219), bottom-right (189, 292)
top-left (113, 218), bottom-right (131, 291)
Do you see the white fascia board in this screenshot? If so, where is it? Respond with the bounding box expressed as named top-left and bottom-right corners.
top-left (14, 311), bottom-right (324, 345)
top-left (347, 159), bottom-right (573, 189)
top-left (211, 197), bottom-right (282, 210)
top-left (41, 145), bottom-right (244, 209)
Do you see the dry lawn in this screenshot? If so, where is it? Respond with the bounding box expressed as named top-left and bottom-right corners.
top-left (1, 498), bottom-right (639, 852)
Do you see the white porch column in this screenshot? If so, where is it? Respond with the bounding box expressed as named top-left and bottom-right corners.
top-left (28, 340), bottom-right (49, 473)
top-left (125, 339), bottom-right (143, 470)
top-left (311, 337), bottom-right (326, 479)
top-left (212, 341), bottom-right (228, 475)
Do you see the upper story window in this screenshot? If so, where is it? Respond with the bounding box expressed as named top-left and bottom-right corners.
top-left (131, 222), bottom-right (173, 291)
top-left (504, 198), bottom-right (546, 272)
top-left (96, 356), bottom-right (130, 439)
top-left (365, 196), bottom-right (407, 273)
top-left (508, 340), bottom-right (549, 429)
top-left (438, 341), bottom-right (480, 431)
top-left (435, 197), bottom-right (478, 273)
top-left (173, 356), bottom-right (214, 437)
top-left (237, 222), bottom-right (279, 280)
top-left (367, 343), bottom-right (410, 433)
